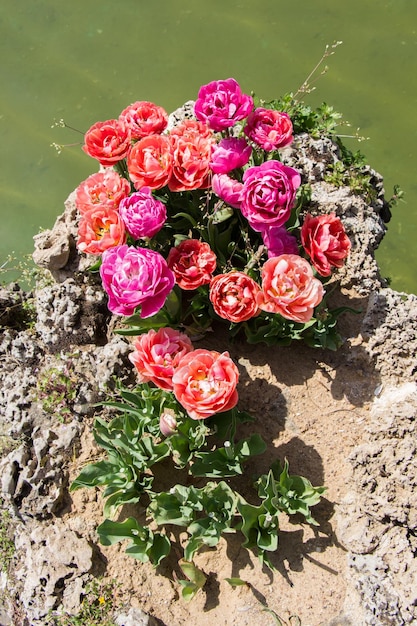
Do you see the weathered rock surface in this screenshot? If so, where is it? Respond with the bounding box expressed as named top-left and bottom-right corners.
top-left (14, 519), bottom-right (93, 620)
top-left (362, 289), bottom-right (417, 382)
top-left (337, 382), bottom-right (417, 625)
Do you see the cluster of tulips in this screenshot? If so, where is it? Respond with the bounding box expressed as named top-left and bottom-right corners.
top-left (73, 78), bottom-right (351, 417)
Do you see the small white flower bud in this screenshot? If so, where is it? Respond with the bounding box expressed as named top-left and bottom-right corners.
top-left (159, 409), bottom-right (177, 437)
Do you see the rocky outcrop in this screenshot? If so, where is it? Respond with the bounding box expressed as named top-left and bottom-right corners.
top-left (283, 133), bottom-right (389, 294)
top-left (337, 382), bottom-right (417, 625)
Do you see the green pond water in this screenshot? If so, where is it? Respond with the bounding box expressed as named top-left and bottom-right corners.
top-left (1, 0), bottom-right (417, 293)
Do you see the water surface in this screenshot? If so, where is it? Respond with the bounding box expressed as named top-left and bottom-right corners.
top-left (1, 0), bottom-right (416, 292)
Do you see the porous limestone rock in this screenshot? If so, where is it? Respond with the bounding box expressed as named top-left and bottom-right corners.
top-left (13, 519), bottom-right (93, 621)
top-left (337, 382), bottom-right (417, 625)
top-left (35, 277), bottom-right (109, 352)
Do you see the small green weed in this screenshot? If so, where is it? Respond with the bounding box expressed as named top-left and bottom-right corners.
top-left (0, 433), bottom-right (21, 458)
top-left (387, 184), bottom-right (404, 210)
top-left (253, 42), bottom-right (355, 140)
top-left (261, 608), bottom-right (302, 626)
top-left (46, 578), bottom-right (118, 626)
top-left (36, 361), bottom-right (78, 422)
top-left (0, 500), bottom-right (15, 573)
top-left (323, 140), bottom-right (377, 201)
top-left (0, 253), bottom-right (53, 291)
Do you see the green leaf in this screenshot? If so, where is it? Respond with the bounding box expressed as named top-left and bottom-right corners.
top-left (86, 258), bottom-right (102, 272)
top-left (168, 432), bottom-right (194, 467)
top-left (208, 406), bottom-right (255, 441)
top-left (98, 400), bottom-right (147, 418)
top-left (190, 447), bottom-right (242, 477)
top-left (102, 487), bottom-right (142, 519)
top-left (185, 516), bottom-right (224, 560)
top-left (183, 535), bottom-right (206, 563)
top-left (261, 607), bottom-right (288, 625)
top-left (225, 577), bottom-right (249, 588)
top-left (97, 518), bottom-right (170, 566)
top-left (120, 389), bottom-right (146, 408)
top-left (162, 286), bottom-right (182, 321)
top-left (137, 436), bottom-right (170, 466)
top-left (210, 206), bottom-right (234, 224)
top-left (172, 210), bottom-right (199, 224)
top-left (236, 491), bottom-right (281, 564)
top-left (115, 298), bottom-right (184, 335)
top-left (126, 532), bottom-right (171, 566)
top-left (70, 460), bottom-right (120, 491)
top-left (97, 517), bottom-right (146, 546)
top-left (150, 482), bottom-right (238, 562)
top-left (237, 501), bottom-right (265, 550)
top-left (191, 433), bottom-right (266, 478)
top-left (261, 461), bottom-right (326, 526)
top-left (257, 513), bottom-right (279, 551)
top-left (178, 560), bottom-right (207, 601)
top-left (236, 433), bottom-right (266, 458)
top-left (147, 532), bottom-right (172, 566)
top-left (149, 486), bottom-right (201, 526)
top-left (115, 311), bottom-right (170, 335)
top-left (207, 408), bottom-right (238, 441)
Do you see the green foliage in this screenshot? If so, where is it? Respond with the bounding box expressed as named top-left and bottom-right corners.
top-left (387, 184), bottom-right (404, 210)
top-left (71, 384), bottom-right (325, 590)
top-left (261, 94), bottom-right (343, 138)
top-left (178, 560), bottom-right (207, 601)
top-left (302, 303), bottom-right (361, 350)
top-left (236, 462), bottom-right (326, 568)
top-left (149, 481), bottom-right (239, 562)
top-left (46, 578), bottom-right (118, 626)
top-left (0, 500), bottom-right (15, 572)
top-left (36, 362), bottom-right (78, 422)
top-left (97, 517), bottom-right (170, 565)
top-left (225, 577), bottom-right (249, 588)
top-left (323, 138), bottom-right (377, 200)
top-left (260, 460), bottom-right (326, 526)
top-left (190, 433), bottom-right (266, 477)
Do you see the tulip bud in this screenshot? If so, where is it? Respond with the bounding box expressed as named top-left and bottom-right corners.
top-left (224, 440), bottom-right (234, 459)
top-left (159, 409), bottom-right (177, 437)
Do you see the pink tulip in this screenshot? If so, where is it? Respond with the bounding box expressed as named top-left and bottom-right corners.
top-left (129, 327), bottom-right (193, 390)
top-left (119, 188), bottom-right (167, 240)
top-left (194, 78), bottom-right (253, 131)
top-left (210, 137), bottom-right (252, 174)
top-left (301, 213), bottom-right (351, 277)
top-left (172, 349), bottom-right (239, 420)
top-left (240, 160), bottom-right (301, 232)
top-left (257, 254), bottom-right (324, 323)
top-left (244, 108), bottom-right (293, 152)
top-left (100, 245), bottom-right (175, 317)
top-left (211, 174), bottom-right (243, 209)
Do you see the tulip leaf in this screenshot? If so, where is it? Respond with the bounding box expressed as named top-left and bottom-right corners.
top-left (178, 560), bottom-right (207, 601)
top-left (224, 577), bottom-right (249, 588)
top-left (97, 517), bottom-right (171, 566)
